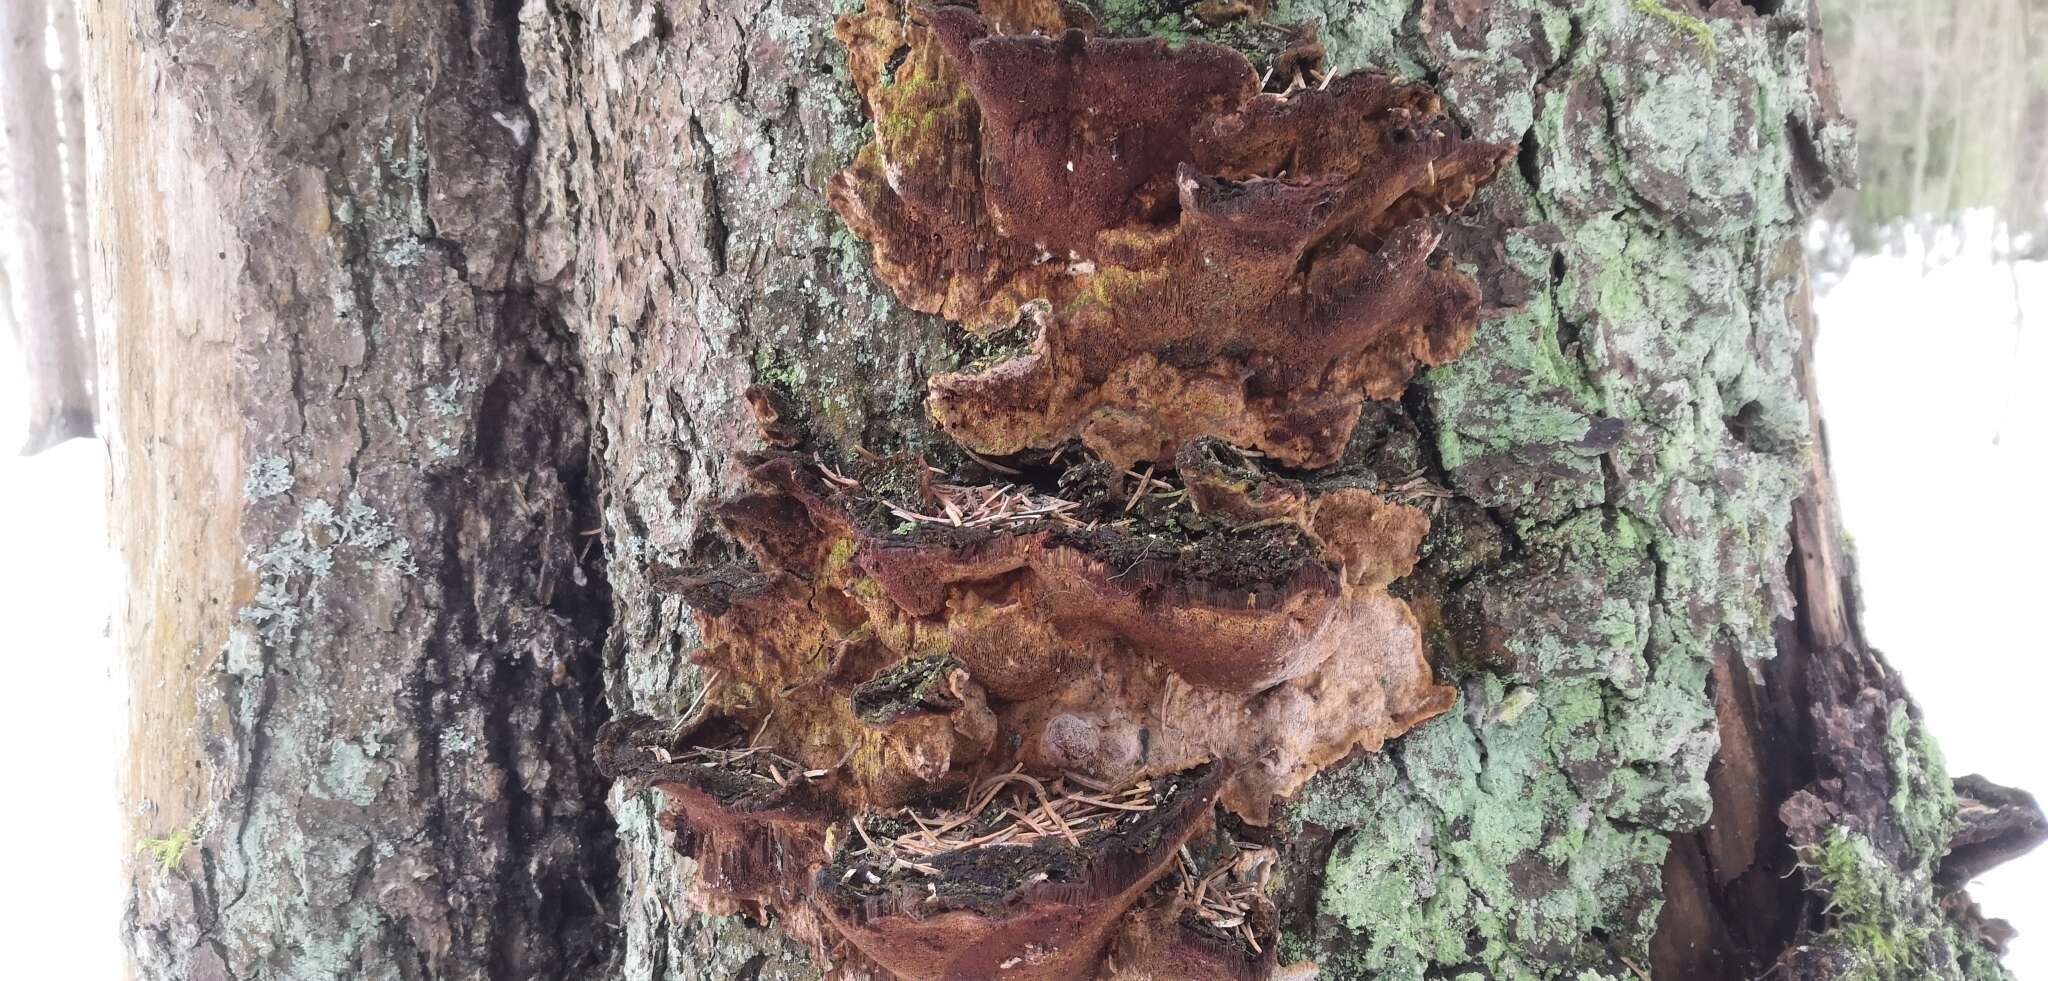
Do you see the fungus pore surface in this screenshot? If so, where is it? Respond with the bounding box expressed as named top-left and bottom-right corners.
top-left (604, 2), bottom-right (1509, 977)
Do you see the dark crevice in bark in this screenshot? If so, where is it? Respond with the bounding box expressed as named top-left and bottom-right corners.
top-left (687, 115), bottom-right (730, 277)
top-left (1651, 300), bottom-right (2044, 978)
top-left (1516, 129), bottom-right (1544, 193)
top-left (471, 4), bottom-right (622, 971)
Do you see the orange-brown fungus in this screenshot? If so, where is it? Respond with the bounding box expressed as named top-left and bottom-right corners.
top-left (830, 1), bottom-right (1511, 468)
top-left (600, 716), bottom-right (843, 919)
top-left (607, 2), bottom-right (1507, 976)
top-left (604, 444), bottom-right (1453, 977)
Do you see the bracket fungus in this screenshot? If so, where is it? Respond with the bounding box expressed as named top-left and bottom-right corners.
top-left (605, 445), bottom-right (1454, 976)
top-left (831, 1), bottom-right (1511, 467)
top-left (609, 2), bottom-right (1508, 977)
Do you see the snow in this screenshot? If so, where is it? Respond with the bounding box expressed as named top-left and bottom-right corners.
top-left (0, 345), bottom-right (123, 975)
top-left (1814, 215), bottom-right (2048, 978)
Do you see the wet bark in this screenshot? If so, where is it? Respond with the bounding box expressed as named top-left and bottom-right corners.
top-left (99, 1), bottom-right (2037, 979)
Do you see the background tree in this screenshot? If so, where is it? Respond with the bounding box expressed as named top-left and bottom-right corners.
top-left (1816, 0), bottom-right (2048, 260)
top-left (91, 1), bottom-right (2040, 980)
top-left (3, 0), bottom-right (93, 453)
top-left (51, 0), bottom-right (96, 384)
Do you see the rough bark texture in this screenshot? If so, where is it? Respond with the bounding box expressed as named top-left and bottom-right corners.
top-left (4, 0), bottom-right (93, 452)
top-left (97, 1), bottom-right (614, 978)
top-left (101, 0), bottom-right (2037, 979)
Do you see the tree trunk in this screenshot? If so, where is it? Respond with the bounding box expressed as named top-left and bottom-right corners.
top-left (50, 0), bottom-right (97, 392)
top-left (3, 0), bottom-right (93, 453)
top-left (96, 1), bottom-right (2039, 980)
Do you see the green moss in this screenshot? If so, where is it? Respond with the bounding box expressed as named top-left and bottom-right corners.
top-left (1092, 0), bottom-right (1196, 44)
top-left (1813, 830), bottom-right (1930, 976)
top-left (137, 824), bottom-right (198, 875)
top-left (825, 537), bottom-right (858, 575)
top-left (1629, 0), bottom-right (1716, 60)
top-left (1800, 825), bottom-right (2011, 981)
top-left (875, 76), bottom-right (974, 150)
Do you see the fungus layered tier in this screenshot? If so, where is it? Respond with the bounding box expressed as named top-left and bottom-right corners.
top-left (605, 449), bottom-right (1455, 975)
top-left (605, 2), bottom-right (1509, 977)
top-left (831, 1), bottom-right (1512, 467)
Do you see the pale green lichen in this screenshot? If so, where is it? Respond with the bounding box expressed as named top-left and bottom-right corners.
top-left (239, 494), bottom-right (417, 646)
top-left (1298, 679), bottom-right (1673, 979)
top-left (244, 456), bottom-right (295, 501)
top-left (1281, 0), bottom-right (1849, 976)
top-left (317, 734), bottom-right (391, 806)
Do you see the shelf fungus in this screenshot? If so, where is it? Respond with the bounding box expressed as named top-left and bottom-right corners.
top-left (612, 2), bottom-right (1505, 976)
top-left (830, 1), bottom-right (1511, 467)
top-left (605, 442), bottom-right (1454, 977)
top-left (599, 716), bottom-right (845, 919)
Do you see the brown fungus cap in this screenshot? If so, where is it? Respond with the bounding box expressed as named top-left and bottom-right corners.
top-left (657, 452), bottom-right (1454, 823)
top-left (626, 446), bottom-right (1454, 975)
top-left (831, 2), bottom-right (1512, 468)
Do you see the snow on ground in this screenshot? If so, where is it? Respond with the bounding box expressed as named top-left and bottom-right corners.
top-left (0, 343), bottom-right (123, 975)
top-left (1813, 216), bottom-right (2048, 977)
top-left (0, 219), bottom-right (2039, 976)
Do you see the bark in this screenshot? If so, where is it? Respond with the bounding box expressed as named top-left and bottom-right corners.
top-left (98, 1), bottom-right (2038, 980)
top-left (94, 2), bottom-right (614, 978)
top-left (3, 0), bottom-right (92, 452)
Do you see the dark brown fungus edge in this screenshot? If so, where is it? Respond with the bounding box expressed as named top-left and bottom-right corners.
top-left (599, 714), bottom-right (846, 917)
top-left (817, 765), bottom-right (1227, 981)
